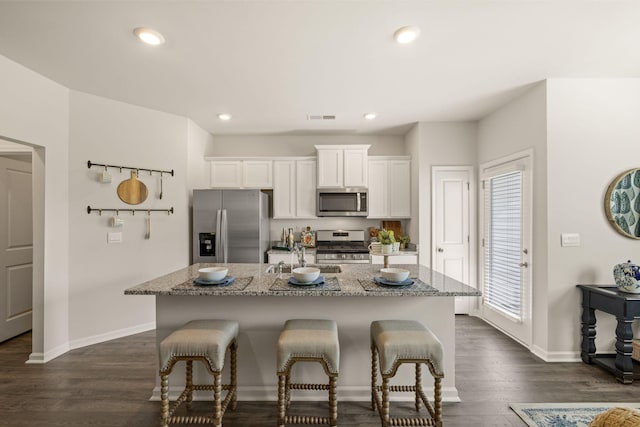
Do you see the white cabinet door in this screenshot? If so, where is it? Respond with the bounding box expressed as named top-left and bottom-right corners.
top-left (389, 160), bottom-right (411, 217)
top-left (268, 252), bottom-right (295, 265)
top-left (370, 255), bottom-right (418, 265)
top-left (367, 160), bottom-right (388, 218)
top-left (317, 149), bottom-right (343, 188)
top-left (344, 149), bottom-right (368, 187)
top-left (210, 161), bottom-right (243, 188)
top-left (243, 160), bottom-right (272, 188)
top-left (296, 160), bottom-right (317, 218)
top-left (273, 161), bottom-right (296, 218)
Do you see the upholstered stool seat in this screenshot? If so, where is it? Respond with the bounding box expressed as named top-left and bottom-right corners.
top-left (159, 319), bottom-right (239, 427)
top-left (370, 320), bottom-right (444, 427)
top-left (277, 319), bottom-right (339, 427)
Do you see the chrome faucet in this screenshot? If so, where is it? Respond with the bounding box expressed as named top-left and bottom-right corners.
top-left (277, 260), bottom-right (286, 275)
top-left (293, 243), bottom-right (307, 267)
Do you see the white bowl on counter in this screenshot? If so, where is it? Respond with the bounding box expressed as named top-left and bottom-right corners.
top-left (380, 268), bottom-right (409, 283)
top-left (198, 267), bottom-right (228, 281)
top-left (292, 267), bottom-right (320, 283)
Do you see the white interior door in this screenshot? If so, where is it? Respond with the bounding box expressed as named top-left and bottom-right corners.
top-left (479, 151), bottom-right (532, 347)
top-left (432, 167), bottom-right (474, 314)
top-left (0, 155), bottom-right (33, 342)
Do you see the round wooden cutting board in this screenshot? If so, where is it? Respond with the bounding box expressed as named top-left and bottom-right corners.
top-left (117, 171), bottom-right (148, 205)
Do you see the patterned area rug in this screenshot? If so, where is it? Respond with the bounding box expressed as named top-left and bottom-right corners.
top-left (510, 403), bottom-right (640, 427)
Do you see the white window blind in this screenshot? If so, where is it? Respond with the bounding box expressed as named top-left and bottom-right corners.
top-left (483, 170), bottom-right (523, 320)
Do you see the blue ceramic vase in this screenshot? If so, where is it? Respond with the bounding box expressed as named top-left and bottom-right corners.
top-left (613, 260), bottom-right (640, 293)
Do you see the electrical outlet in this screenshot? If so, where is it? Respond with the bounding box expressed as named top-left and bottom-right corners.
top-left (107, 232), bottom-right (123, 244)
top-left (561, 233), bottom-right (580, 247)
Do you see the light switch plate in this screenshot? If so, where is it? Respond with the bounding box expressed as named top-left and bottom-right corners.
top-left (107, 232), bottom-right (123, 244)
top-left (561, 233), bottom-right (580, 247)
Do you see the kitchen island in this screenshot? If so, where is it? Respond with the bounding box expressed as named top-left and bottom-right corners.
top-left (125, 263), bottom-right (480, 402)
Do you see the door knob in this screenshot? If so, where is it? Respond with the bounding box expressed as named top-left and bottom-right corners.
top-left (519, 262), bottom-right (528, 268)
top-left (437, 248), bottom-right (444, 253)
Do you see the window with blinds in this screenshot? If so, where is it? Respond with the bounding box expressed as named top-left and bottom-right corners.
top-left (483, 170), bottom-right (523, 320)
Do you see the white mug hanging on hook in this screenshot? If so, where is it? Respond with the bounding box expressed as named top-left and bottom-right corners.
top-left (100, 166), bottom-right (112, 183)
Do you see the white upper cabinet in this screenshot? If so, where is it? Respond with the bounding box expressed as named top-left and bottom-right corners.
top-left (210, 160), bottom-right (243, 188)
top-left (368, 159), bottom-right (389, 217)
top-left (367, 157), bottom-right (411, 219)
top-left (208, 159), bottom-right (272, 188)
top-left (388, 160), bottom-right (411, 217)
top-left (315, 145), bottom-right (369, 188)
top-left (344, 149), bottom-right (368, 187)
top-left (272, 158), bottom-right (317, 219)
top-left (296, 160), bottom-right (317, 218)
top-left (243, 160), bottom-right (272, 188)
top-left (273, 160), bottom-right (296, 218)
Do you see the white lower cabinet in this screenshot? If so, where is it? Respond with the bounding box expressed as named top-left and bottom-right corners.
top-left (370, 254), bottom-right (418, 265)
top-left (268, 252), bottom-right (316, 265)
top-left (273, 159), bottom-right (316, 219)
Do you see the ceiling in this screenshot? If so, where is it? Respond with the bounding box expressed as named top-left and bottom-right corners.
top-left (1, 1), bottom-right (639, 136)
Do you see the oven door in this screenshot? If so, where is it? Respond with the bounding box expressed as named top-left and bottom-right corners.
top-left (316, 253), bottom-right (370, 264)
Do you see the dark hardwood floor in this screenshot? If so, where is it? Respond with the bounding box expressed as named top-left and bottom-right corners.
top-left (1, 315), bottom-right (637, 426)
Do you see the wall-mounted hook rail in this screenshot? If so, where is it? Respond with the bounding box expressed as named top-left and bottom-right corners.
top-left (87, 160), bottom-right (174, 176)
top-left (87, 206), bottom-right (174, 215)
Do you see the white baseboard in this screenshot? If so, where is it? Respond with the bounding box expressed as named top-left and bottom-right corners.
top-left (25, 322), bottom-right (156, 364)
top-left (26, 341), bottom-right (70, 364)
top-left (69, 321), bottom-right (156, 351)
top-left (149, 385), bottom-right (461, 403)
top-left (530, 344), bottom-right (581, 362)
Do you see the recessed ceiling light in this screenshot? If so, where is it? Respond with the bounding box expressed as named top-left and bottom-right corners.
top-left (394, 26), bottom-right (420, 44)
top-left (363, 112), bottom-right (377, 120)
top-left (133, 27), bottom-right (165, 46)
top-left (218, 113), bottom-right (232, 121)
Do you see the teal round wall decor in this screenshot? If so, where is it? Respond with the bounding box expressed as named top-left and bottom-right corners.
top-left (605, 168), bottom-right (640, 239)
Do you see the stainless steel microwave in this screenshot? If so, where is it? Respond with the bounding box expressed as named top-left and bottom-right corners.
top-left (316, 188), bottom-right (368, 217)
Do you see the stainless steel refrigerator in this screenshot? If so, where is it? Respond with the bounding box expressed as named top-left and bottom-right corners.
top-left (192, 189), bottom-right (270, 264)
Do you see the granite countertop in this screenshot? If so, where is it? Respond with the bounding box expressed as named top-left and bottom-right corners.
top-left (124, 263), bottom-right (481, 297)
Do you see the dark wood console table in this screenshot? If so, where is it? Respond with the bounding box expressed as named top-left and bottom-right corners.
top-left (577, 284), bottom-right (640, 384)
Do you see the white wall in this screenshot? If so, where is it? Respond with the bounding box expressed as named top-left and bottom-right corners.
top-left (209, 134), bottom-right (404, 157)
top-left (546, 79), bottom-right (640, 356)
top-left (0, 54), bottom-right (70, 361)
top-left (477, 82), bottom-right (550, 356)
top-left (67, 91), bottom-right (190, 346)
top-left (405, 122), bottom-right (477, 267)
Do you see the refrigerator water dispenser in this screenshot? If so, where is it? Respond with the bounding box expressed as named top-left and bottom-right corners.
top-left (199, 232), bottom-right (216, 257)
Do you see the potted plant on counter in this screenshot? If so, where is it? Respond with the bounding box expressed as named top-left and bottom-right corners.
top-left (399, 235), bottom-right (410, 250)
top-left (378, 229), bottom-right (395, 254)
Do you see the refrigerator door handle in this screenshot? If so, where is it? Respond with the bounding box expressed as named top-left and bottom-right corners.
top-left (215, 209), bottom-right (222, 261)
top-left (221, 209), bottom-right (228, 263)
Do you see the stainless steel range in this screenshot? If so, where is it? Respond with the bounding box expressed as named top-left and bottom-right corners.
top-left (315, 230), bottom-right (370, 264)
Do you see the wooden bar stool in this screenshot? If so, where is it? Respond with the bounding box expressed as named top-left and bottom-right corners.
top-left (370, 320), bottom-right (444, 427)
top-left (158, 319), bottom-right (239, 427)
top-left (277, 319), bottom-right (340, 427)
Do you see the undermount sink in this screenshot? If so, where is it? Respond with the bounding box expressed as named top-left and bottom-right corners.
top-left (265, 264), bottom-right (342, 274)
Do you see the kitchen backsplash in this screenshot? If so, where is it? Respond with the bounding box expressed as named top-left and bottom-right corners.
top-left (270, 218), bottom-right (408, 244)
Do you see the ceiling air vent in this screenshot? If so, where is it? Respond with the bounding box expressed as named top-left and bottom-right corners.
top-left (307, 114), bottom-right (336, 121)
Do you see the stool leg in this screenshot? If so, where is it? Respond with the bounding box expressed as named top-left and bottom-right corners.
top-left (415, 363), bottom-right (422, 411)
top-left (329, 375), bottom-right (338, 427)
top-left (213, 372), bottom-right (222, 427)
top-left (160, 373), bottom-right (169, 427)
top-left (285, 372), bottom-right (291, 408)
top-left (277, 374), bottom-right (286, 427)
top-left (370, 344), bottom-right (378, 411)
top-left (434, 376), bottom-right (442, 426)
top-left (185, 360), bottom-right (193, 409)
top-left (381, 376), bottom-right (390, 427)
top-left (230, 342), bottom-right (238, 410)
